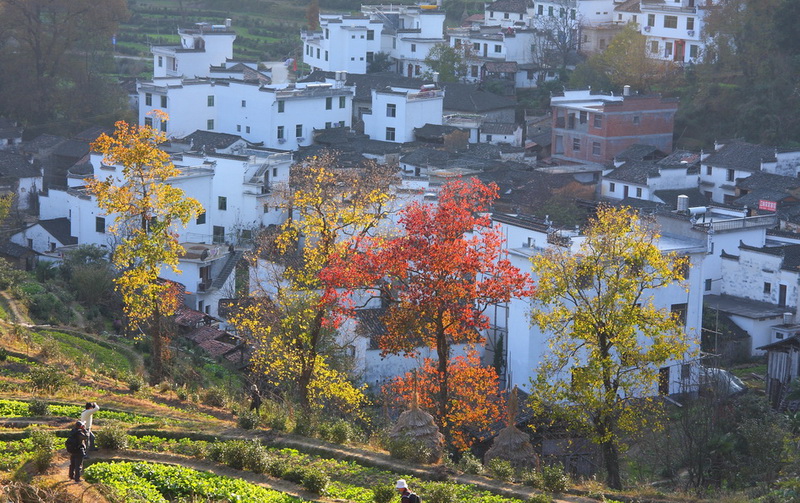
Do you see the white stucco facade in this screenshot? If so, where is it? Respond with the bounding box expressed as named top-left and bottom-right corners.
top-left (363, 86), bottom-right (444, 143)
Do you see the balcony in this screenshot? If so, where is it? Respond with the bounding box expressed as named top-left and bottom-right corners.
top-left (407, 89), bottom-right (444, 100)
top-left (641, 2), bottom-right (697, 13)
top-left (693, 214), bottom-right (777, 233)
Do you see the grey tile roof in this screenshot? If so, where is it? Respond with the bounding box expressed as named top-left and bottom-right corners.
top-left (441, 83), bottom-right (517, 113)
top-left (401, 147), bottom-right (451, 166)
top-left (37, 218), bottom-right (77, 245)
top-left (485, 0), bottom-right (530, 14)
top-left (703, 140), bottom-right (775, 172)
top-left (181, 130), bottom-right (244, 151)
top-left (481, 122), bottom-right (518, 135)
top-left (53, 139), bottom-right (91, 159)
top-left (614, 144), bottom-right (663, 162)
top-left (736, 171), bottom-right (800, 192)
top-left (413, 124), bottom-right (466, 141)
top-left (615, 0), bottom-right (641, 13)
top-left (739, 242), bottom-right (800, 271)
top-left (0, 151), bottom-right (41, 179)
top-left (604, 160), bottom-right (660, 184)
top-left (483, 61), bottom-right (518, 73)
top-left (20, 134), bottom-right (66, 154)
top-left (301, 71), bottom-right (429, 103)
top-left (704, 294), bottom-right (793, 320)
top-left (0, 241), bottom-right (36, 259)
top-left (653, 188), bottom-right (708, 208)
top-left (731, 189), bottom-right (792, 209)
top-left (467, 142), bottom-right (503, 159)
top-left (658, 149), bottom-right (701, 166)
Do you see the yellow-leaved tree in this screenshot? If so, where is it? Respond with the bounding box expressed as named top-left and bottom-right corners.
top-left (230, 153), bottom-right (395, 415)
top-left (87, 117), bottom-right (203, 383)
top-left (529, 206), bottom-right (691, 489)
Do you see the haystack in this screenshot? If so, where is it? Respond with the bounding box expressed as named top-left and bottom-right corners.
top-left (389, 393), bottom-right (444, 463)
top-left (484, 386), bottom-right (539, 470)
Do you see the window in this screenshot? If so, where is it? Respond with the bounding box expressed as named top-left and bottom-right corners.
top-left (386, 103), bottom-right (396, 117)
top-left (650, 41), bottom-right (659, 54)
top-left (593, 114), bottom-right (602, 128)
top-left (633, 115), bottom-right (640, 125)
top-left (367, 30), bottom-right (374, 40)
top-left (687, 17), bottom-right (694, 30)
top-left (548, 6), bottom-right (554, 16)
top-left (339, 96), bottom-right (346, 108)
top-left (366, 51), bottom-right (373, 62)
top-left (537, 4), bottom-right (543, 14)
top-left (572, 138), bottom-right (580, 151)
top-left (316, 48), bottom-right (320, 58)
top-left (411, 43), bottom-right (416, 53)
top-left (632, 15), bottom-right (637, 23)
top-left (145, 93), bottom-right (152, 106)
top-left (237, 125), bottom-right (241, 132)
top-left (212, 226), bottom-right (225, 244)
top-left (647, 13), bottom-right (655, 26)
top-left (95, 217), bottom-right (105, 233)
top-left (278, 100), bottom-right (285, 113)
top-left (196, 212), bottom-right (206, 225)
top-left (689, 44), bottom-right (699, 59)
top-left (207, 95), bottom-right (214, 106)
top-left (323, 50), bottom-right (328, 61)
top-left (658, 367), bottom-right (670, 395)
top-left (559, 7), bottom-right (565, 17)
top-left (385, 127), bottom-right (395, 141)
top-left (144, 117), bottom-right (153, 127)
top-left (296, 124), bottom-right (303, 137)
top-left (277, 125), bottom-right (284, 140)
top-left (158, 56), bottom-right (163, 67)
top-left (609, 182), bottom-right (616, 193)
top-left (273, 167), bottom-right (278, 177)
top-left (325, 28), bottom-right (329, 38)
top-left (218, 196), bottom-right (227, 210)
top-left (160, 95), bottom-right (167, 108)
top-left (241, 100), bottom-right (246, 107)
top-left (705, 278), bottom-right (712, 291)
top-left (671, 303), bottom-right (688, 325)
top-left (325, 122), bottom-right (331, 129)
top-left (571, 9), bottom-right (576, 19)
top-left (504, 12), bottom-right (509, 19)
top-left (726, 169), bottom-right (735, 182)
top-left (325, 97), bottom-right (332, 110)
top-left (579, 111), bottom-right (587, 123)
top-left (489, 10), bottom-right (494, 18)
top-left (592, 142), bottom-right (601, 156)
top-left (246, 126), bottom-right (251, 134)
top-left (207, 119), bottom-right (214, 130)
top-left (415, 65), bottom-right (421, 75)
top-left (599, 38), bottom-right (606, 50)
top-left (471, 65), bottom-right (479, 78)
top-left (473, 42), bottom-right (480, 51)
top-left (160, 120), bottom-right (167, 132)
top-left (664, 41), bottom-right (673, 57)
top-left (664, 15), bottom-right (678, 28)
top-left (636, 187), bottom-right (642, 198)
top-left (706, 165), bottom-right (712, 176)
top-left (494, 44), bottom-right (502, 53)
top-left (486, 135), bottom-right (492, 142)
top-left (764, 282), bottom-right (772, 294)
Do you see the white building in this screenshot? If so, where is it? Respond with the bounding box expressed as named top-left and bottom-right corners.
top-left (638, 0), bottom-right (706, 63)
top-left (699, 140), bottom-right (776, 204)
top-left (152, 21), bottom-right (237, 79)
top-left (32, 147), bottom-right (292, 319)
top-left (302, 4), bottom-right (446, 78)
top-left (362, 85), bottom-right (444, 143)
top-left (494, 212), bottom-right (705, 395)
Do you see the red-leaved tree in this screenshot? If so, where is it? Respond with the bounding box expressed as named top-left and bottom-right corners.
top-left (322, 178), bottom-right (534, 447)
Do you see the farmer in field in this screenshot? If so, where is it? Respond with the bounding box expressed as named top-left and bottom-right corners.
top-left (65, 421), bottom-right (88, 482)
top-left (80, 401), bottom-right (100, 453)
top-left (249, 384), bottom-right (262, 414)
top-left (396, 479), bottom-right (421, 503)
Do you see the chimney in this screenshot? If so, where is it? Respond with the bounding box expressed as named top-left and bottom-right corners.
top-left (784, 312), bottom-right (794, 325)
top-left (677, 194), bottom-right (689, 212)
top-left (432, 71), bottom-right (439, 83)
top-left (623, 85), bottom-right (631, 96)
top-left (225, 18), bottom-right (232, 29)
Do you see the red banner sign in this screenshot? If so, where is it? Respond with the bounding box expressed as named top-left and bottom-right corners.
top-left (759, 200), bottom-right (777, 212)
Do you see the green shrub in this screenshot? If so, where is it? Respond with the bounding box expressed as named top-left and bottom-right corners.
top-left (283, 466), bottom-right (308, 484)
top-left (237, 410), bottom-right (260, 430)
top-left (127, 374), bottom-right (145, 393)
top-left (293, 418), bottom-right (317, 437)
top-left (202, 386), bottom-right (227, 408)
top-left (521, 469), bottom-right (543, 488)
top-left (301, 468), bottom-right (329, 494)
top-left (388, 437), bottom-right (434, 464)
top-left (457, 451), bottom-right (484, 475)
top-left (268, 411), bottom-right (289, 431)
top-left (27, 400), bottom-right (51, 417)
top-left (176, 385), bottom-right (189, 401)
top-left (28, 367), bottom-right (70, 394)
top-left (29, 430), bottom-right (56, 452)
top-left (31, 449), bottom-right (54, 473)
top-left (527, 494), bottom-right (553, 503)
top-left (266, 457), bottom-right (290, 478)
top-left (424, 481), bottom-right (459, 503)
top-left (95, 421), bottom-right (129, 450)
top-left (372, 484), bottom-right (396, 503)
top-left (541, 464), bottom-right (569, 493)
top-left (487, 458), bottom-right (515, 482)
top-left (317, 422), bottom-right (332, 441)
top-left (248, 449), bottom-right (270, 474)
top-left (330, 420), bottom-right (353, 444)
top-left (0, 347), bottom-right (8, 361)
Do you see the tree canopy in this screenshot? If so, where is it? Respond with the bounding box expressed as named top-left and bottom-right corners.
top-left (529, 206), bottom-right (691, 489)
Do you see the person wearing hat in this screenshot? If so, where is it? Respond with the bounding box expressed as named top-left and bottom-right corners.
top-left (395, 479), bottom-right (421, 503)
top-left (66, 421), bottom-right (89, 482)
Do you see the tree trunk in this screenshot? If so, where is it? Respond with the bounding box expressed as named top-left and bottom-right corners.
top-left (601, 437), bottom-right (622, 490)
top-left (436, 320), bottom-right (450, 442)
top-left (150, 305), bottom-right (163, 385)
top-left (297, 309), bottom-right (325, 409)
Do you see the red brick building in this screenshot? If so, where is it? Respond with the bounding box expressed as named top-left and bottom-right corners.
top-left (550, 89), bottom-right (678, 163)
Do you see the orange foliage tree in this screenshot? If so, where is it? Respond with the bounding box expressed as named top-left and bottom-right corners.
top-left (386, 350), bottom-right (505, 451)
top-left (322, 178), bottom-right (534, 447)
